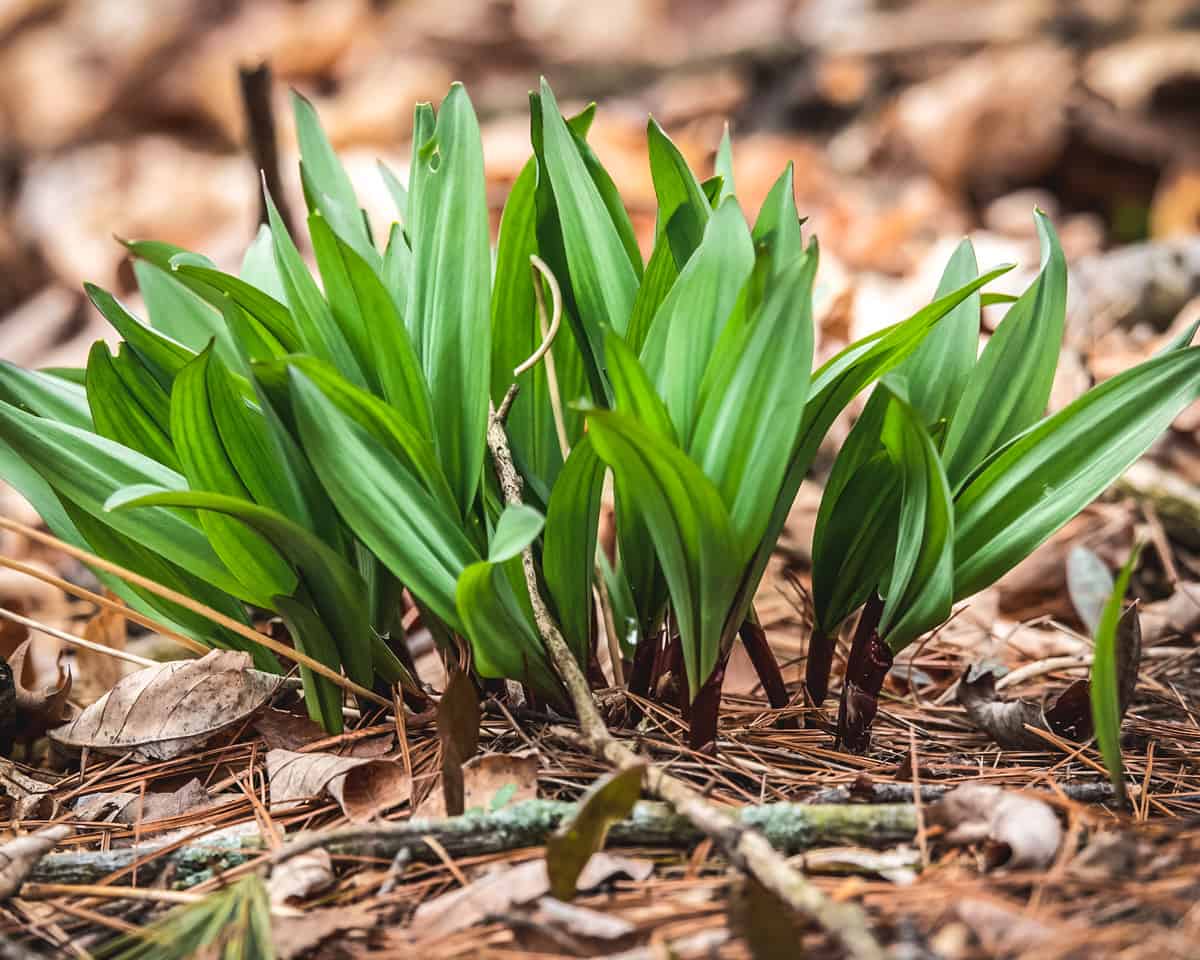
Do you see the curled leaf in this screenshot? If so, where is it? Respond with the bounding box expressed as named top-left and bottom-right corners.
top-left (8, 638), bottom-right (73, 740)
top-left (928, 783), bottom-right (1061, 869)
top-left (267, 749), bottom-right (410, 823)
top-left (0, 824), bottom-right (71, 899)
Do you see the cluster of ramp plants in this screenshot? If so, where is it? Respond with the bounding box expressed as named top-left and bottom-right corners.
top-left (1, 80), bottom-right (1197, 749)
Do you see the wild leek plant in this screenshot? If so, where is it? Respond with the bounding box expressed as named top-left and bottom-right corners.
top-left (0, 80), bottom-right (1195, 750)
top-left (809, 216), bottom-right (1200, 748)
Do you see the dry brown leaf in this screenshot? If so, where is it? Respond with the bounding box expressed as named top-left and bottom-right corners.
top-left (73, 778), bottom-right (213, 826)
top-left (956, 897), bottom-right (1068, 954)
top-left (411, 853), bottom-right (654, 939)
top-left (72, 602), bottom-right (134, 707)
top-left (530, 896), bottom-right (637, 941)
top-left (0, 824), bottom-right (71, 900)
top-left (269, 848), bottom-right (333, 907)
top-left (417, 752), bottom-right (539, 818)
top-left (50, 649), bottom-right (279, 761)
top-left (271, 902), bottom-right (376, 960)
top-left (8, 637), bottom-right (72, 740)
top-left (267, 748), bottom-right (409, 823)
top-left (928, 784), bottom-right (1062, 870)
top-left (437, 668), bottom-right (480, 816)
top-left (252, 708), bottom-right (327, 752)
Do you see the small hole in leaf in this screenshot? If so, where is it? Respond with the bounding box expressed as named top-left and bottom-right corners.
top-left (428, 149), bottom-right (441, 172)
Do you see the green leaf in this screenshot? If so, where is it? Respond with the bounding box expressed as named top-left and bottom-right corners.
top-left (1091, 546), bottom-right (1141, 807)
top-left (876, 391), bottom-right (955, 650)
top-left (535, 80), bottom-right (638, 351)
top-left (543, 436), bottom-right (605, 665)
top-left (941, 212), bottom-right (1067, 489)
top-left (455, 560), bottom-right (564, 705)
top-left (690, 250), bottom-right (816, 559)
top-left (954, 347), bottom-right (1200, 599)
top-left (377, 159), bottom-right (409, 226)
top-left (546, 764), bottom-right (644, 900)
top-left (406, 83), bottom-right (492, 512)
top-left (0, 360), bottom-right (92, 429)
top-left (111, 345), bottom-right (172, 434)
top-left (292, 90), bottom-right (373, 263)
top-left (640, 197), bottom-right (755, 441)
top-left (170, 349), bottom-right (298, 607)
top-left (108, 485), bottom-right (373, 690)
top-left (289, 370), bottom-right (479, 630)
top-left (85, 284), bottom-right (195, 388)
top-left (714, 124), bottom-right (736, 204)
top-left (624, 235), bottom-right (678, 358)
top-left (887, 237), bottom-right (980, 426)
top-left (489, 504), bottom-right (545, 563)
top-left (586, 407), bottom-right (739, 698)
top-left (133, 259), bottom-right (239, 367)
top-left (751, 164), bottom-right (803, 277)
top-left (273, 595), bottom-right (345, 733)
top-left (308, 212), bottom-right (434, 436)
top-left (239, 224), bottom-right (287, 301)
top-left (647, 118), bottom-right (711, 266)
top-left (86, 342), bottom-right (179, 471)
top-left (0, 399), bottom-right (248, 600)
top-left (382, 222), bottom-right (411, 320)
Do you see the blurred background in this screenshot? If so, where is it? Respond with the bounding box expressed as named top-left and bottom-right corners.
top-left (1, 0), bottom-right (1199, 691)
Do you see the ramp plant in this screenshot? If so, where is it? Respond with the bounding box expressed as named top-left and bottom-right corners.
top-left (1, 80), bottom-right (1197, 750)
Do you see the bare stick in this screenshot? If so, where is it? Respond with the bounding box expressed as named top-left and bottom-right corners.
top-left (0, 607), bottom-right (156, 669)
top-left (485, 398), bottom-right (883, 959)
top-left (238, 62), bottom-right (294, 235)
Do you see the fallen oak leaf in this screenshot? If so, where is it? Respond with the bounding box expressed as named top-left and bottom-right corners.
top-left (267, 748), bottom-right (410, 823)
top-left (416, 752), bottom-right (540, 818)
top-left (73, 778), bottom-right (215, 826)
top-left (928, 783), bottom-right (1062, 870)
top-left (546, 763), bottom-right (644, 901)
top-left (8, 638), bottom-right (72, 740)
top-left (50, 649), bottom-right (279, 761)
top-left (0, 825), bottom-right (71, 899)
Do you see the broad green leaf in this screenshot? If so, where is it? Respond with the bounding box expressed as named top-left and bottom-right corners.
top-left (543, 436), bottom-right (605, 665)
top-left (290, 370), bottom-right (479, 630)
top-left (605, 333), bottom-right (676, 443)
top-left (86, 342), bottom-right (179, 470)
top-left (535, 80), bottom-right (638, 350)
top-left (639, 197), bottom-right (755, 441)
top-left (750, 164), bottom-right (803, 277)
top-left (690, 251), bottom-right (816, 559)
top-left (377, 159), bottom-right (409, 226)
top-left (586, 408), bottom-right (739, 698)
top-left (624, 235), bottom-right (678, 358)
top-left (85, 284), bottom-right (194, 388)
top-left (0, 399), bottom-right (248, 600)
top-left (1091, 546), bottom-right (1141, 806)
top-left (257, 354), bottom-right (456, 518)
top-left (647, 118), bottom-right (710, 266)
top-left (133, 259), bottom-right (238, 367)
top-left (308, 212), bottom-right (434, 436)
top-left (109, 485), bottom-right (373, 689)
top-left (954, 347), bottom-right (1200, 599)
top-left (264, 190), bottom-right (366, 388)
top-left (292, 90), bottom-right (373, 263)
top-left (170, 349), bottom-right (298, 607)
top-left (714, 124), bottom-right (735, 204)
top-left (489, 503), bottom-right (545, 563)
top-left (406, 83), bottom-right (492, 512)
top-left (239, 224), bottom-right (287, 301)
top-left (546, 764), bottom-right (644, 900)
top-left (274, 595), bottom-right (345, 732)
top-left (887, 238), bottom-right (980, 426)
top-left (111, 345), bottom-right (172, 434)
top-left (382, 222), bottom-right (411, 320)
top-left (0, 361), bottom-right (92, 429)
top-left (876, 391), bottom-right (955, 650)
top-left (455, 559), bottom-right (564, 706)
top-left (941, 212), bottom-right (1066, 489)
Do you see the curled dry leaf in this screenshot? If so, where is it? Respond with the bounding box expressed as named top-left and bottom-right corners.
top-left (271, 903), bottom-right (377, 960)
top-left (961, 605), bottom-right (1142, 749)
top-left (0, 824), bottom-right (71, 900)
top-left (928, 783), bottom-right (1062, 870)
top-left (8, 638), bottom-right (73, 740)
top-left (269, 848), bottom-right (333, 907)
top-left (50, 649), bottom-right (279, 761)
top-left (411, 852), bottom-right (653, 939)
top-left (436, 668), bottom-right (481, 816)
top-left (72, 602), bottom-right (134, 707)
top-left (267, 748), bottom-right (410, 823)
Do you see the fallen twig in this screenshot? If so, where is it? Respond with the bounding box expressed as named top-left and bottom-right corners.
top-left (484, 369), bottom-right (885, 957)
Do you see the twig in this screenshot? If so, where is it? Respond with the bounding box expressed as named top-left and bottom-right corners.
top-left (523, 254), bottom-right (571, 461)
top-left (485, 390), bottom-right (884, 958)
top-left (238, 62), bottom-right (294, 235)
top-left (0, 607), bottom-right (157, 668)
